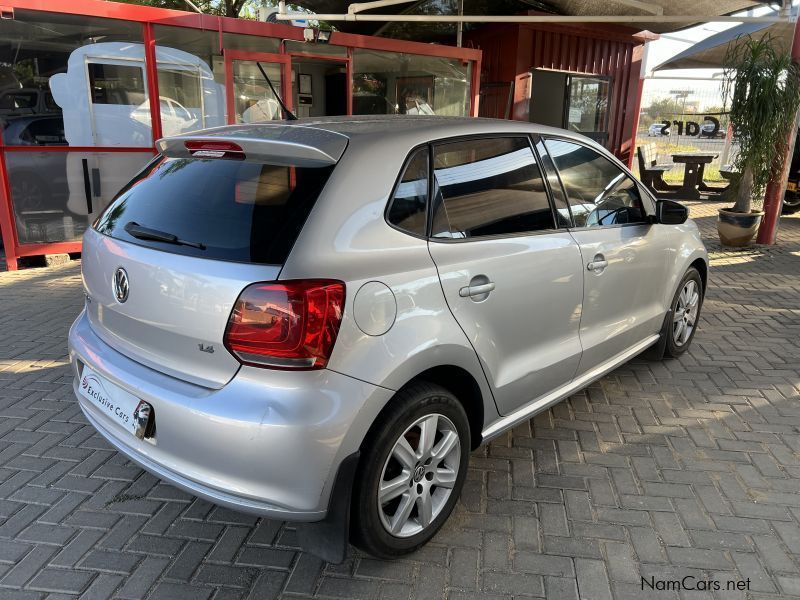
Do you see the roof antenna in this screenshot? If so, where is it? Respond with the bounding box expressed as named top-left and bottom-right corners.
top-left (256, 62), bottom-right (298, 121)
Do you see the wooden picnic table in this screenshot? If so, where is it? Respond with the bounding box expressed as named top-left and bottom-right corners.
top-left (671, 152), bottom-right (719, 200)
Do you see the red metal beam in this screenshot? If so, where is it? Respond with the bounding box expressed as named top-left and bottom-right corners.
top-left (470, 54), bottom-right (482, 117)
top-left (2, 147), bottom-right (155, 153)
top-left (333, 30), bottom-right (481, 61)
top-left (0, 0), bottom-right (481, 270)
top-left (346, 47), bottom-right (354, 115)
top-left (143, 23), bottom-right (164, 144)
top-left (0, 137), bottom-right (19, 271)
top-left (16, 241), bottom-right (82, 258)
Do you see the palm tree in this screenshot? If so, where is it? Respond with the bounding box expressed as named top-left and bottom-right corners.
top-left (722, 34), bottom-right (800, 214)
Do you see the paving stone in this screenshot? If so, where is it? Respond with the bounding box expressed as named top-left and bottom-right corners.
top-left (482, 571), bottom-right (544, 597)
top-left (574, 558), bottom-right (612, 600)
top-left (0, 205), bottom-right (798, 598)
top-left (27, 568), bottom-right (94, 594)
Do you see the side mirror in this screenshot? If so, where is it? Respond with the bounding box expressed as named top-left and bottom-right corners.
top-left (656, 199), bottom-right (688, 225)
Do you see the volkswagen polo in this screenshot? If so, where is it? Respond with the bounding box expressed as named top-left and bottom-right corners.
top-left (69, 116), bottom-right (707, 561)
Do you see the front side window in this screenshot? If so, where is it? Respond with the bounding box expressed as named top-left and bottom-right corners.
top-left (431, 137), bottom-right (555, 239)
top-left (388, 147), bottom-right (429, 236)
top-left (544, 139), bottom-right (647, 228)
top-left (88, 63), bottom-right (147, 105)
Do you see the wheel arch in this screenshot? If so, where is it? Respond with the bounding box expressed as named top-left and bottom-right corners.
top-left (359, 363), bottom-right (490, 452)
top-left (690, 256), bottom-right (708, 292)
top-left (397, 365), bottom-right (485, 450)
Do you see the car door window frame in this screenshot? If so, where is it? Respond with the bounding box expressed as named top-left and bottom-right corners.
top-left (384, 143), bottom-right (432, 240)
top-left (540, 135), bottom-right (656, 231)
top-left (530, 134), bottom-right (575, 229)
top-left (426, 133), bottom-right (566, 243)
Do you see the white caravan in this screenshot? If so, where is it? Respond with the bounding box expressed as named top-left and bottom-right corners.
top-left (49, 42), bottom-right (225, 220)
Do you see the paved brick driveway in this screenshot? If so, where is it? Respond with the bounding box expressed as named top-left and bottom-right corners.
top-left (0, 202), bottom-right (798, 599)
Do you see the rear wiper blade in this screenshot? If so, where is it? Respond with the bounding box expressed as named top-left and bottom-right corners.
top-left (124, 222), bottom-right (206, 250)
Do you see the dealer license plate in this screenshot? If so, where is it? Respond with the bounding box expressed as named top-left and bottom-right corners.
top-left (78, 367), bottom-right (152, 439)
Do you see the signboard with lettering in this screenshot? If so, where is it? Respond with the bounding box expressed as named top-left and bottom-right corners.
top-left (654, 115), bottom-right (721, 137)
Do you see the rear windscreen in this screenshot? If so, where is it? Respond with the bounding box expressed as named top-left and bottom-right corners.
top-left (94, 157), bottom-right (334, 264)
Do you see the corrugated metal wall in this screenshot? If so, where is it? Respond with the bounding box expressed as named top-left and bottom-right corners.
top-left (467, 24), bottom-right (644, 164)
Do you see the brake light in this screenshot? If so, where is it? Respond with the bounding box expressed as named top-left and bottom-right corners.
top-left (224, 280), bottom-right (345, 370)
top-left (185, 140), bottom-right (245, 160)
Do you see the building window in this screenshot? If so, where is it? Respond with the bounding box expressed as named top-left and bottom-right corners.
top-left (530, 70), bottom-right (611, 146)
top-left (154, 25), bottom-right (228, 133)
top-left (352, 49), bottom-right (470, 117)
top-left (566, 75), bottom-right (611, 145)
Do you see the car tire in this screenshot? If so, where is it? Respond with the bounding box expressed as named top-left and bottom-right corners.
top-left (663, 267), bottom-right (704, 358)
top-left (350, 382), bottom-right (470, 559)
top-left (782, 194), bottom-right (800, 215)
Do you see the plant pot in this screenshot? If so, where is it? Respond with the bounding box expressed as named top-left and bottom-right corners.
top-left (716, 208), bottom-right (764, 247)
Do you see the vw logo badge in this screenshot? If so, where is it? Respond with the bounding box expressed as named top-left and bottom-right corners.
top-left (113, 268), bottom-right (129, 303)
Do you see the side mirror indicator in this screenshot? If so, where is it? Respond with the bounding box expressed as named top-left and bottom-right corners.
top-left (656, 199), bottom-right (688, 225)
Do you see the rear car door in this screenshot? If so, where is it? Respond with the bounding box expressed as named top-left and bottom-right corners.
top-left (542, 137), bottom-right (669, 375)
top-left (427, 136), bottom-right (584, 415)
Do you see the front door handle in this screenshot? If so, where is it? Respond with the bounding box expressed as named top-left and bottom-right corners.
top-left (459, 282), bottom-right (496, 298)
top-left (587, 254), bottom-right (608, 272)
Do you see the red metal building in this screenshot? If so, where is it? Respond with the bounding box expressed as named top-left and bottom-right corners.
top-left (469, 22), bottom-right (656, 167)
top-left (0, 0), bottom-right (481, 270)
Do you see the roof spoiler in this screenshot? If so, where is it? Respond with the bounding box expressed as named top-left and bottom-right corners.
top-left (156, 124), bottom-right (348, 167)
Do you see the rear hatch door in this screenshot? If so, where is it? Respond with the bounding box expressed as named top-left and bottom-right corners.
top-left (82, 124), bottom-right (347, 388)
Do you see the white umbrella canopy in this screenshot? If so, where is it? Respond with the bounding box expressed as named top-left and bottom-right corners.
top-left (654, 20), bottom-right (796, 71)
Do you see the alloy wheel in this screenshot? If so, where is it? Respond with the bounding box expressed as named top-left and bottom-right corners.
top-left (377, 413), bottom-right (461, 538)
top-left (673, 279), bottom-right (700, 346)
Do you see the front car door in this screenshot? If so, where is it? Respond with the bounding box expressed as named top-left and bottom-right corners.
top-left (427, 136), bottom-right (584, 415)
top-left (542, 137), bottom-right (670, 375)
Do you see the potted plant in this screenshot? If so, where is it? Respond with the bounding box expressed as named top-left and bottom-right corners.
top-left (718, 35), bottom-right (800, 246)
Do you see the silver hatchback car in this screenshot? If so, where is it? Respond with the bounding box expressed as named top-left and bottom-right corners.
top-left (69, 116), bottom-right (707, 561)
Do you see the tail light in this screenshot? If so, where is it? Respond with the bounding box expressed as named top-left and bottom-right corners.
top-left (185, 140), bottom-right (244, 160)
top-left (224, 280), bottom-right (345, 370)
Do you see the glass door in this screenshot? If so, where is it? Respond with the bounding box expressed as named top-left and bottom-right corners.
top-left (223, 51), bottom-right (291, 124)
top-left (564, 75), bottom-right (611, 147)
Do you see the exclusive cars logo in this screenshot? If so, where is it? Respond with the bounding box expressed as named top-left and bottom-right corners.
top-left (81, 374), bottom-right (130, 427)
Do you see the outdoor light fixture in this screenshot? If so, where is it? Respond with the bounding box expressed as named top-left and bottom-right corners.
top-left (302, 27), bottom-right (332, 44)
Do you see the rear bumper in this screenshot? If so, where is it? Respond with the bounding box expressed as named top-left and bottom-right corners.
top-left (68, 309), bottom-right (391, 521)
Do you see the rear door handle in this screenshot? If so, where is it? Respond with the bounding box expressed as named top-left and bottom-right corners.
top-left (459, 282), bottom-right (496, 297)
top-left (587, 254), bottom-right (608, 272)
top-left (587, 260), bottom-right (608, 270)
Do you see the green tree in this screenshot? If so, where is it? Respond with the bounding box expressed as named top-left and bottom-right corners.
top-left (645, 97), bottom-right (685, 121)
top-left (112, 0), bottom-right (268, 18)
top-left (723, 34), bottom-right (800, 213)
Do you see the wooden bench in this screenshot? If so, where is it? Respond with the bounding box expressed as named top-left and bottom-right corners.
top-left (636, 143), bottom-right (673, 193)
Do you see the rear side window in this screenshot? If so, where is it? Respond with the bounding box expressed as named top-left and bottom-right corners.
top-left (543, 139), bottom-right (647, 228)
top-left (387, 147), bottom-right (428, 236)
top-left (95, 157), bottom-right (334, 264)
top-left (431, 137), bottom-right (555, 239)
